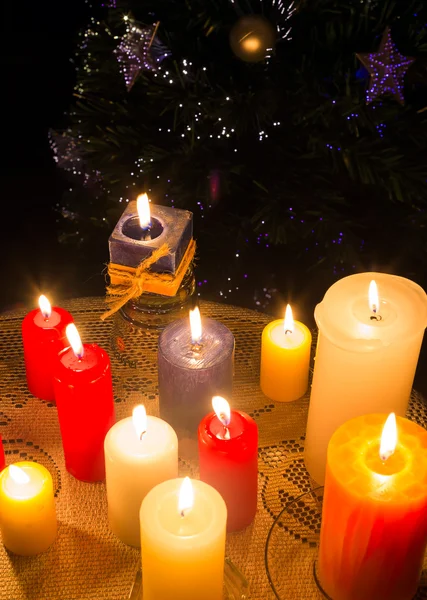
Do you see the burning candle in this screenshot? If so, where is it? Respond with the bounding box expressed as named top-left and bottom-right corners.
top-left (318, 413), bottom-right (427, 600)
top-left (0, 435), bottom-right (5, 472)
top-left (305, 272), bottom-right (427, 484)
top-left (140, 477), bottom-right (227, 600)
top-left (53, 324), bottom-right (115, 482)
top-left (22, 295), bottom-right (74, 401)
top-left (198, 396), bottom-right (258, 531)
top-left (158, 307), bottom-right (234, 438)
top-left (260, 304), bottom-right (311, 402)
top-left (0, 462), bottom-right (57, 555)
top-left (104, 404), bottom-right (178, 547)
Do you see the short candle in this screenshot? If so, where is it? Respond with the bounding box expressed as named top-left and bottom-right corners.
top-left (22, 295), bottom-right (74, 401)
top-left (158, 307), bottom-right (234, 437)
top-left (318, 413), bottom-right (427, 600)
top-left (140, 477), bottom-right (227, 600)
top-left (0, 462), bottom-right (57, 556)
top-left (53, 324), bottom-right (116, 482)
top-left (305, 272), bottom-right (427, 484)
top-left (105, 404), bottom-right (178, 547)
top-left (260, 304), bottom-right (311, 402)
top-left (198, 396), bottom-right (258, 531)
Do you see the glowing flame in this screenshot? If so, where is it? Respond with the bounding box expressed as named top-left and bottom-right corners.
top-left (66, 324), bottom-right (84, 359)
top-left (242, 35), bottom-right (261, 53)
top-left (189, 307), bottom-right (202, 344)
top-left (369, 280), bottom-right (379, 314)
top-left (132, 405), bottom-right (147, 439)
top-left (137, 193), bottom-right (151, 229)
top-left (212, 396), bottom-right (231, 427)
top-left (284, 304), bottom-right (294, 334)
top-left (380, 413), bottom-right (397, 461)
top-left (9, 465), bottom-right (30, 485)
top-left (178, 477), bottom-right (194, 517)
top-left (39, 295), bottom-right (52, 319)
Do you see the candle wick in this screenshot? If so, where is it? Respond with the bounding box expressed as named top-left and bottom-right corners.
top-left (370, 314), bottom-right (382, 321)
top-left (285, 329), bottom-right (292, 335)
top-left (141, 224), bottom-right (152, 242)
top-left (223, 426), bottom-right (231, 440)
top-left (139, 430), bottom-right (146, 441)
top-left (191, 341), bottom-right (203, 353)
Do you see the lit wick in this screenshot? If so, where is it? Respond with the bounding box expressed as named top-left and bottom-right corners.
top-left (66, 324), bottom-right (85, 360)
top-left (379, 413), bottom-right (397, 462)
top-left (133, 405), bottom-right (148, 441)
top-left (189, 306), bottom-right (203, 353)
top-left (369, 280), bottom-right (382, 321)
top-left (212, 396), bottom-right (231, 440)
top-left (178, 477), bottom-right (193, 518)
top-left (137, 193), bottom-right (152, 241)
top-left (39, 295), bottom-right (52, 322)
top-left (284, 304), bottom-right (294, 335)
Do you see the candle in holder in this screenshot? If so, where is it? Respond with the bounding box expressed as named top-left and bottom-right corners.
top-left (22, 295), bottom-right (73, 401)
top-left (140, 477), bottom-right (227, 600)
top-left (104, 404), bottom-right (178, 547)
top-left (0, 462), bottom-right (57, 555)
top-left (0, 435), bottom-right (5, 472)
top-left (305, 272), bottom-right (427, 484)
top-left (260, 304), bottom-right (311, 402)
top-left (158, 307), bottom-right (234, 438)
top-left (53, 324), bottom-right (115, 482)
top-left (318, 413), bottom-right (427, 600)
top-left (198, 396), bottom-right (258, 531)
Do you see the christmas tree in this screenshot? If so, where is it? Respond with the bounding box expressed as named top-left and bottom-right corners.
top-left (51, 0), bottom-right (427, 310)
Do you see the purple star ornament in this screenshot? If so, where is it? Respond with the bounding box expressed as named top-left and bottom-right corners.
top-left (357, 27), bottom-right (415, 105)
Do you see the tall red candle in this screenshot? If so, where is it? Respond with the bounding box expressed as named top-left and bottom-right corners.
top-left (0, 435), bottom-right (5, 472)
top-left (198, 396), bottom-right (258, 532)
top-left (22, 295), bottom-right (73, 401)
top-left (53, 324), bottom-right (115, 482)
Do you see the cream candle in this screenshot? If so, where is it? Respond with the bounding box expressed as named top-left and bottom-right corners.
top-left (0, 462), bottom-right (57, 556)
top-left (105, 405), bottom-right (178, 547)
top-left (140, 477), bottom-right (227, 600)
top-left (260, 304), bottom-right (311, 402)
top-left (305, 272), bottom-right (427, 484)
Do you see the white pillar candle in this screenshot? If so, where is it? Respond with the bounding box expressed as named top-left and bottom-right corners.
top-left (105, 405), bottom-right (178, 547)
top-left (305, 272), bottom-right (427, 484)
top-left (140, 477), bottom-right (227, 600)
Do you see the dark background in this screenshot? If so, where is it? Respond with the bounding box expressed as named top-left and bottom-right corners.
top-left (1, 1), bottom-right (426, 394)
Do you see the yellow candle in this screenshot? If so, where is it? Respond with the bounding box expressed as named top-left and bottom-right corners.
top-left (260, 304), bottom-right (311, 402)
top-left (0, 462), bottom-right (57, 555)
top-left (140, 477), bottom-right (227, 600)
top-left (318, 413), bottom-right (427, 600)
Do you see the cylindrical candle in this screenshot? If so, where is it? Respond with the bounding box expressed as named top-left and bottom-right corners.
top-left (53, 325), bottom-right (115, 482)
top-left (0, 435), bottom-right (5, 472)
top-left (0, 462), bottom-right (57, 556)
top-left (140, 477), bottom-right (227, 600)
top-left (22, 295), bottom-right (73, 401)
top-left (305, 272), bottom-right (427, 484)
top-left (158, 308), bottom-right (234, 438)
top-left (318, 413), bottom-right (427, 600)
top-left (198, 396), bottom-right (258, 531)
top-left (260, 304), bottom-right (311, 402)
top-left (105, 405), bottom-right (178, 547)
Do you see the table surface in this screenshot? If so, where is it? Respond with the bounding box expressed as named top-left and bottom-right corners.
top-left (0, 298), bottom-right (426, 600)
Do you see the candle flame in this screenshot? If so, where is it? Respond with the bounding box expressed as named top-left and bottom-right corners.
top-left (39, 295), bottom-right (52, 319)
top-left (241, 35), bottom-right (261, 53)
top-left (137, 193), bottom-right (151, 229)
top-left (369, 280), bottom-right (379, 314)
top-left (178, 477), bottom-right (194, 517)
top-left (380, 413), bottom-right (397, 461)
top-left (189, 307), bottom-right (202, 344)
top-left (9, 465), bottom-right (30, 485)
top-left (132, 405), bottom-right (147, 439)
top-left (212, 396), bottom-right (231, 427)
top-left (283, 304), bottom-right (294, 334)
top-left (66, 324), bottom-right (84, 359)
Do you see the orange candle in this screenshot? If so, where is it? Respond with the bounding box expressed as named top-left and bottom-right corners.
top-left (318, 413), bottom-right (427, 600)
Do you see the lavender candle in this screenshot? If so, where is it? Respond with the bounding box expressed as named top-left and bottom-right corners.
top-left (158, 308), bottom-right (234, 438)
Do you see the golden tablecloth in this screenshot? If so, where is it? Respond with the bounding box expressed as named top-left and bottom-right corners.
top-left (0, 298), bottom-right (426, 600)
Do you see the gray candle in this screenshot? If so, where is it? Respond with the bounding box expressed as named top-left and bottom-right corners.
top-left (158, 308), bottom-right (234, 438)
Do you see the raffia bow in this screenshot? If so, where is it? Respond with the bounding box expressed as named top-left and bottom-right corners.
top-left (101, 240), bottom-right (196, 321)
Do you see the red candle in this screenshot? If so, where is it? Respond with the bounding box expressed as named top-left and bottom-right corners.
top-left (0, 435), bottom-right (5, 472)
top-left (22, 295), bottom-right (73, 401)
top-left (198, 396), bottom-right (258, 532)
top-left (53, 324), bottom-right (115, 482)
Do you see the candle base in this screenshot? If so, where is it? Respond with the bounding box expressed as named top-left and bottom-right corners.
top-left (111, 264), bottom-right (195, 368)
top-left (313, 562), bottom-right (333, 600)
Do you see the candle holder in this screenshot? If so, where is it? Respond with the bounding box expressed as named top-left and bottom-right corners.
top-left (265, 488), bottom-right (427, 600)
top-left (128, 557), bottom-right (249, 599)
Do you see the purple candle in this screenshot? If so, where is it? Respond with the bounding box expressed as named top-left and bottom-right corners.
top-left (158, 308), bottom-right (234, 438)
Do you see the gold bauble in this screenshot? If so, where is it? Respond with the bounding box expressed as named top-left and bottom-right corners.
top-left (230, 15), bottom-right (276, 63)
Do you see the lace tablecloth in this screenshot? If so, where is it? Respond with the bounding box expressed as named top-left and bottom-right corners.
top-left (0, 298), bottom-right (426, 600)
